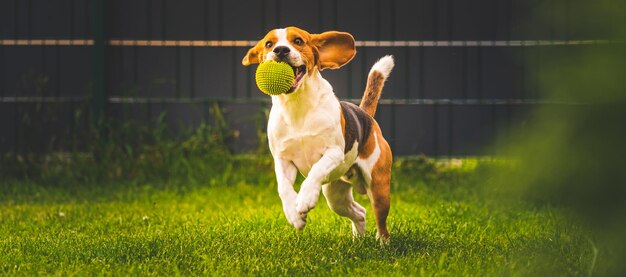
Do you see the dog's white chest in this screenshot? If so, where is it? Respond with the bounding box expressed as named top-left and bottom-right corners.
top-left (276, 133), bottom-right (329, 175)
top-left (273, 130), bottom-right (357, 180)
top-left (267, 90), bottom-right (354, 179)
top-left (269, 108), bottom-right (339, 174)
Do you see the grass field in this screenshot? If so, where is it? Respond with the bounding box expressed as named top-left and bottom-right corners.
top-left (0, 157), bottom-right (600, 276)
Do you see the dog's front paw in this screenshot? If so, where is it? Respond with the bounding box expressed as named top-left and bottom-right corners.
top-left (295, 185), bottom-right (320, 214)
top-left (291, 213), bottom-right (307, 230)
top-left (284, 205), bottom-right (307, 230)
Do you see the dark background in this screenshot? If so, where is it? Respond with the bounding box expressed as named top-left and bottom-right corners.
top-left (0, 0), bottom-right (609, 156)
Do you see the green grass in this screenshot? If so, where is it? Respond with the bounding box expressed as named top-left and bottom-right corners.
top-left (0, 157), bottom-right (597, 276)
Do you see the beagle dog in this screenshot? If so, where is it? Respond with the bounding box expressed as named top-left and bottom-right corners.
top-left (242, 27), bottom-right (394, 241)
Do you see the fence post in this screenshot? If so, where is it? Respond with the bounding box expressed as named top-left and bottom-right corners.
top-left (92, 0), bottom-right (106, 130)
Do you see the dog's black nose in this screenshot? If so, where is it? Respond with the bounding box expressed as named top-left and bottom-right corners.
top-left (273, 46), bottom-right (290, 58)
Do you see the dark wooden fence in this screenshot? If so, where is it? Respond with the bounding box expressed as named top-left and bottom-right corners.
top-left (0, 0), bottom-right (611, 156)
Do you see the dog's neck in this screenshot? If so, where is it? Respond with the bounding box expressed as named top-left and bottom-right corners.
top-left (271, 70), bottom-right (335, 125)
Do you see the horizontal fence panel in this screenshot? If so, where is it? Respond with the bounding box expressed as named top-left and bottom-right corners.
top-left (1, 1), bottom-right (616, 41)
top-left (0, 39), bottom-right (615, 47)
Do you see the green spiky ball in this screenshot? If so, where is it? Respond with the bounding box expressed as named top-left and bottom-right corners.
top-left (255, 61), bottom-right (295, 95)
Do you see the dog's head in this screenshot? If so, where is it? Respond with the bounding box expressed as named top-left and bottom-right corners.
top-left (242, 27), bottom-right (356, 93)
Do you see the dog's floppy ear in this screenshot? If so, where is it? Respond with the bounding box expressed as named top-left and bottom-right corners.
top-left (311, 31), bottom-right (356, 71)
top-left (242, 40), bottom-right (265, 66)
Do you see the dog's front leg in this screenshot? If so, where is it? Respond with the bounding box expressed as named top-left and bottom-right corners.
top-left (296, 147), bottom-right (345, 215)
top-left (274, 158), bottom-right (307, 230)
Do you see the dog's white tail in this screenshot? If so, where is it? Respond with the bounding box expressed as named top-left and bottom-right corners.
top-left (360, 55), bottom-right (394, 117)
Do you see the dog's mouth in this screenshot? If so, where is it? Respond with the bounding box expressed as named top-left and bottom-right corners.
top-left (287, 65), bottom-right (307, 94)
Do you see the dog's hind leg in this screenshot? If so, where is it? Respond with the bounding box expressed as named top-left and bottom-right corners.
top-left (322, 180), bottom-right (366, 236)
top-left (365, 138), bottom-right (392, 242)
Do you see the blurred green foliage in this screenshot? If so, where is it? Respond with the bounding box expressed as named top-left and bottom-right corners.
top-left (0, 106), bottom-right (234, 185)
top-left (493, 0), bottom-right (626, 274)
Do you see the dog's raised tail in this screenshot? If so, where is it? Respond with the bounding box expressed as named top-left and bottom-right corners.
top-left (360, 55), bottom-right (394, 117)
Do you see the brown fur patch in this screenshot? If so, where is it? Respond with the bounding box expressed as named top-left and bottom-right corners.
top-left (368, 130), bottom-right (392, 240)
top-left (340, 104), bottom-right (346, 139)
top-left (358, 121), bottom-right (381, 159)
top-left (360, 71), bottom-right (385, 116)
top-left (242, 30), bottom-right (276, 66)
top-left (309, 31), bottom-right (356, 70)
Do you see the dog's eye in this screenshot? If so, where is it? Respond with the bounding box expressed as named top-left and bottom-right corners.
top-left (265, 41), bottom-right (273, 48)
top-left (293, 38), bottom-right (303, 46)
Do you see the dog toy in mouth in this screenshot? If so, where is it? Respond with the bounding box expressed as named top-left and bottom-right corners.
top-left (255, 61), bottom-right (295, 95)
